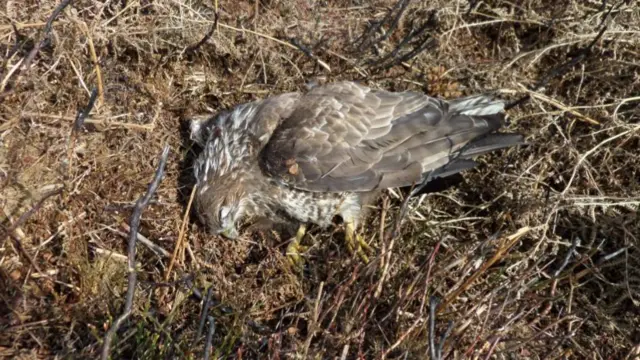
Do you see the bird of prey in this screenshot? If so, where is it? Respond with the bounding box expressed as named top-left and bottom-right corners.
top-left (190, 81), bottom-right (523, 266)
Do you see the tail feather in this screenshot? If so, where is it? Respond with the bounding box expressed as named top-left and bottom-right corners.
top-left (409, 96), bottom-right (524, 194)
top-left (459, 133), bottom-right (526, 159)
top-left (412, 159), bottom-right (478, 196)
top-left (429, 159), bottom-right (479, 179)
top-left (388, 96), bottom-right (524, 190)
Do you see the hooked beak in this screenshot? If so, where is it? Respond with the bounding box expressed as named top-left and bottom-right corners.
top-left (221, 226), bottom-right (239, 239)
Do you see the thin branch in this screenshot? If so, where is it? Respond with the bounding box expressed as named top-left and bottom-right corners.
top-left (427, 296), bottom-right (454, 360)
top-left (0, 24), bottom-right (25, 77)
top-left (75, 20), bottom-right (105, 105)
top-left (165, 186), bottom-right (197, 280)
top-left (1, 187), bottom-right (64, 246)
top-left (372, 0), bottom-right (411, 47)
top-left (381, 37), bottom-right (436, 71)
top-left (8, 233), bottom-right (47, 281)
top-left (22, 111), bottom-right (156, 131)
top-left (0, 0), bottom-right (72, 102)
top-left (289, 38), bottom-right (332, 72)
top-left (67, 88), bottom-right (99, 178)
top-left (74, 88), bottom-right (99, 132)
top-left (203, 316), bottom-right (216, 360)
top-left (553, 236), bottom-right (580, 278)
top-left (101, 145), bottom-right (170, 360)
top-left (184, 11), bottom-right (219, 55)
top-left (505, 1), bottom-right (619, 111)
top-left (437, 321), bottom-right (454, 359)
top-left (561, 125), bottom-right (640, 195)
top-left (466, 0), bottom-right (481, 16)
top-left (520, 87), bottom-right (600, 125)
top-left (381, 241), bottom-right (441, 358)
top-left (197, 286), bottom-right (214, 338)
top-left (289, 38), bottom-right (314, 58)
top-left (387, 181), bottom-right (421, 241)
top-left (108, 223), bottom-right (171, 258)
top-left (438, 227), bottom-right (532, 314)
top-left (356, 0), bottom-right (410, 52)
top-left (428, 296), bottom-right (439, 360)
top-left (369, 11), bottom-right (438, 71)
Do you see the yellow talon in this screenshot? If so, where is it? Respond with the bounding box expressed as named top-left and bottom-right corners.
top-left (345, 222), bottom-right (374, 263)
top-left (287, 224), bottom-right (308, 269)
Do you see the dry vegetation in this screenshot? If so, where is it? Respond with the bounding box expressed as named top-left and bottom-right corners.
top-left (1, 0), bottom-right (639, 358)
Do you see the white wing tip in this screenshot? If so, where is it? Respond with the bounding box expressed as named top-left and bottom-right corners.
top-left (459, 101), bottom-right (505, 116)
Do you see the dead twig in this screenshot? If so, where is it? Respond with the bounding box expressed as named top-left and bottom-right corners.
top-left (288, 38), bottom-right (331, 72)
top-left (184, 11), bottom-right (219, 55)
top-left (355, 0), bottom-right (438, 72)
top-left (197, 286), bottom-right (214, 338)
top-left (0, 24), bottom-right (26, 78)
top-left (1, 187), bottom-right (64, 247)
top-left (21, 111), bottom-right (156, 131)
top-left (101, 145), bottom-right (170, 360)
top-left (73, 88), bottom-right (99, 133)
top-left (506, 1), bottom-right (620, 111)
top-left (76, 21), bottom-right (104, 105)
top-left (356, 0), bottom-right (410, 52)
top-left (438, 227), bottom-right (532, 314)
top-left (437, 321), bottom-right (454, 359)
top-left (381, 241), bottom-right (441, 358)
top-left (203, 316), bottom-right (216, 360)
top-left (369, 15), bottom-right (438, 71)
top-left (428, 296), bottom-right (438, 359)
top-left (427, 297), bottom-right (454, 360)
top-left (67, 88), bottom-right (98, 178)
top-left (165, 186), bottom-right (197, 280)
top-left (113, 223), bottom-right (171, 258)
top-left (554, 236), bottom-right (580, 278)
top-left (387, 182), bottom-right (419, 241)
top-left (2, 187), bottom-right (63, 293)
top-left (0, 0), bottom-right (72, 103)
top-left (520, 87), bottom-right (600, 125)
top-left (8, 233), bottom-right (47, 283)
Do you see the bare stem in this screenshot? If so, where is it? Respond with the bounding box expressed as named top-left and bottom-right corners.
top-left (100, 145), bottom-right (170, 360)
top-left (0, 0), bottom-right (72, 102)
top-left (203, 316), bottom-right (216, 360)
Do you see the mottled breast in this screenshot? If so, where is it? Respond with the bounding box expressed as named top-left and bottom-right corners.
top-left (274, 186), bottom-right (361, 227)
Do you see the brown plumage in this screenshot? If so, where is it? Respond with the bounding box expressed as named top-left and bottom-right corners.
top-left (190, 81), bottom-right (524, 263)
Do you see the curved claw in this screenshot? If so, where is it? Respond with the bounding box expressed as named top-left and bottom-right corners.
top-left (345, 222), bottom-right (375, 263)
top-left (286, 224), bottom-right (308, 269)
top-left (287, 240), bottom-right (309, 269)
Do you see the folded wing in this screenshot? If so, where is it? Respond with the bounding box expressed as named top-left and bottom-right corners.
top-left (259, 81), bottom-right (523, 192)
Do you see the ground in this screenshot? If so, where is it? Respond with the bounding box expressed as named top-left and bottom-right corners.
top-left (1, 0), bottom-right (639, 359)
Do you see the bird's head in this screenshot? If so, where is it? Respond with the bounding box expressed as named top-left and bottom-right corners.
top-left (194, 173), bottom-right (251, 240)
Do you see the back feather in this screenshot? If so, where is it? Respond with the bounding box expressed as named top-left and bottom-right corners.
top-left (260, 82), bottom-right (524, 193)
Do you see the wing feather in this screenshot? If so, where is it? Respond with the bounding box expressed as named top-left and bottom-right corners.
top-left (259, 81), bottom-right (523, 192)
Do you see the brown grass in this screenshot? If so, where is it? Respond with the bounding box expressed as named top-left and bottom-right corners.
top-left (1, 0), bottom-right (639, 358)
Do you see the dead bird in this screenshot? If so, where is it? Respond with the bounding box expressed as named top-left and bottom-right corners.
top-left (189, 81), bottom-right (524, 266)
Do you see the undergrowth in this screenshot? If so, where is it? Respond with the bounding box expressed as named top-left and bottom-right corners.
top-left (1, 0), bottom-right (639, 359)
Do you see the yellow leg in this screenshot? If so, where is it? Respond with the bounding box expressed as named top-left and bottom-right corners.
top-left (345, 222), bottom-right (374, 263)
top-left (286, 224), bottom-right (308, 269)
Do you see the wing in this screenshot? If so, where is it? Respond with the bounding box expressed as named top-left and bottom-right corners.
top-left (189, 92), bottom-right (301, 148)
top-left (259, 82), bottom-right (523, 192)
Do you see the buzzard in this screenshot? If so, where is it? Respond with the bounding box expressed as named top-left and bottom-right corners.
top-left (190, 81), bottom-right (523, 266)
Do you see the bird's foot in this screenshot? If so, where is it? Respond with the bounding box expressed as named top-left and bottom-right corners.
top-left (286, 224), bottom-right (308, 269)
top-left (345, 222), bottom-right (374, 263)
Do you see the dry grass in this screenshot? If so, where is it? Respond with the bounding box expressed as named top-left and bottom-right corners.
top-left (1, 0), bottom-right (639, 358)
